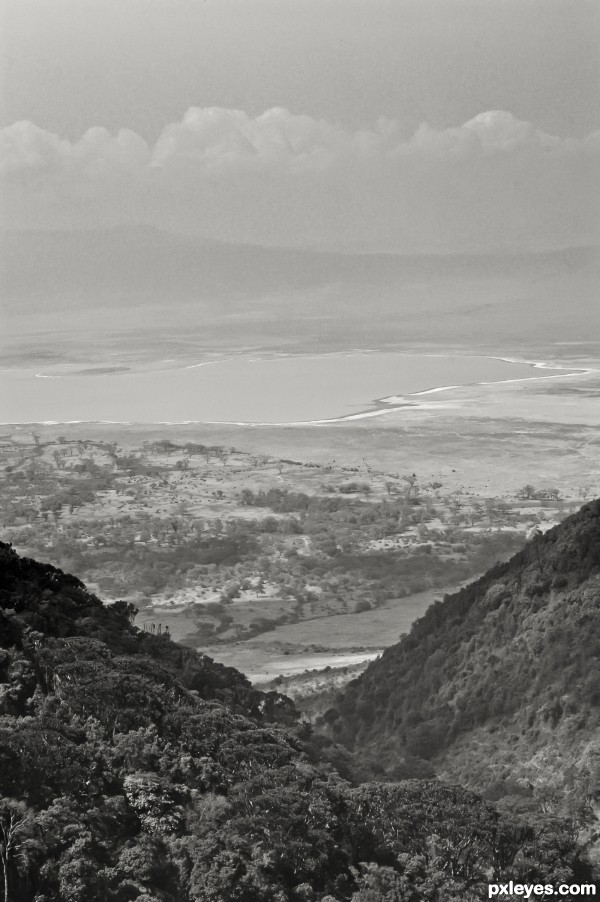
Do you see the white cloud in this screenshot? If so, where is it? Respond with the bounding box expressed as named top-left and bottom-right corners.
top-left (1, 122), bottom-right (150, 181)
top-left (1, 107), bottom-right (598, 251)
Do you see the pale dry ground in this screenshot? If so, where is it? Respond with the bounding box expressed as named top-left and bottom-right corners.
top-left (8, 357), bottom-right (597, 497)
top-left (208, 651), bottom-right (383, 685)
top-left (253, 660), bottom-right (370, 703)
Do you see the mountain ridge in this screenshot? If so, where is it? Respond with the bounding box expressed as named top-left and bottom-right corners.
top-left (3, 226), bottom-right (598, 300)
top-left (4, 227), bottom-right (597, 357)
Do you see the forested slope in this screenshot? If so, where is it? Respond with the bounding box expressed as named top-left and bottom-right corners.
top-left (331, 500), bottom-right (600, 804)
top-left (0, 539), bottom-right (596, 900)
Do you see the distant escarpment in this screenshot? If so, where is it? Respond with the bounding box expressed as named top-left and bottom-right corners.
top-left (0, 540), bottom-right (596, 901)
top-left (331, 500), bottom-right (600, 807)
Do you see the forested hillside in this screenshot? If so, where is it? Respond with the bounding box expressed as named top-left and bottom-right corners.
top-left (0, 539), bottom-right (596, 900)
top-left (331, 500), bottom-right (600, 810)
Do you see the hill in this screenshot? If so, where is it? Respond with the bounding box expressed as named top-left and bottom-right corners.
top-left (330, 500), bottom-right (600, 813)
top-left (3, 228), bottom-right (596, 308)
top-left (0, 539), bottom-right (596, 900)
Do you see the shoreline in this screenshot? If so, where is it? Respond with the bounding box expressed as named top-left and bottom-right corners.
top-left (0, 353), bottom-right (594, 428)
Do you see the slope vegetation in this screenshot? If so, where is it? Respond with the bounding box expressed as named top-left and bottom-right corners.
top-left (0, 540), bottom-right (595, 900)
top-left (332, 500), bottom-right (600, 805)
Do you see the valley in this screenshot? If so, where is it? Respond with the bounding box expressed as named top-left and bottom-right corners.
top-left (2, 355), bottom-right (598, 689)
top-left (3, 5), bottom-right (599, 895)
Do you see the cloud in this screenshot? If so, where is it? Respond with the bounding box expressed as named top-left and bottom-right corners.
top-left (1, 122), bottom-right (150, 181)
top-left (1, 107), bottom-right (598, 251)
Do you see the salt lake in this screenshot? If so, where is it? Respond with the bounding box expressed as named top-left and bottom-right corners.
top-left (1, 352), bottom-right (575, 425)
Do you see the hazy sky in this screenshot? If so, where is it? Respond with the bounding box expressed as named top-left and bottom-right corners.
top-left (1, 0), bottom-right (599, 251)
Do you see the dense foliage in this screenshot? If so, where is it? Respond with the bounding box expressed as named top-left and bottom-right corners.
top-left (331, 501), bottom-right (600, 806)
top-left (0, 540), bottom-right (595, 900)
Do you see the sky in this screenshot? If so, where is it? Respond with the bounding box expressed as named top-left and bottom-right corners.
top-left (1, 0), bottom-right (599, 252)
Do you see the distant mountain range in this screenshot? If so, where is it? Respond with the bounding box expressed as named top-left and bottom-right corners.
top-left (2, 226), bottom-right (598, 303)
top-left (2, 227), bottom-right (599, 356)
top-left (330, 500), bottom-right (600, 813)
